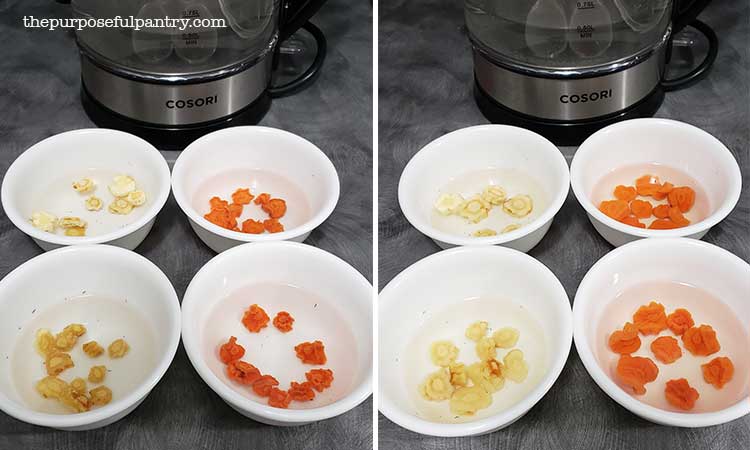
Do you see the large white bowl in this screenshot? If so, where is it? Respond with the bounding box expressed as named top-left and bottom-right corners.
top-left (573, 238), bottom-right (750, 427)
top-left (0, 129), bottom-right (171, 251)
top-left (181, 242), bottom-right (372, 426)
top-left (570, 119), bottom-right (742, 247)
top-left (0, 245), bottom-right (181, 430)
top-left (379, 246), bottom-right (572, 437)
top-left (171, 126), bottom-right (340, 253)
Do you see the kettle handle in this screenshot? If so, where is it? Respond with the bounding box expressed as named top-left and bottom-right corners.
top-left (672, 0), bottom-right (712, 34)
top-left (279, 0), bottom-right (328, 42)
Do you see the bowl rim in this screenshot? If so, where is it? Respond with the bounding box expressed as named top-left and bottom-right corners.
top-left (171, 126), bottom-right (341, 243)
top-left (397, 124), bottom-right (570, 247)
top-left (572, 237), bottom-right (750, 427)
top-left (180, 241), bottom-right (373, 423)
top-left (0, 244), bottom-right (181, 428)
top-left (377, 245), bottom-right (573, 437)
top-left (570, 118), bottom-right (743, 238)
top-left (0, 128), bottom-right (172, 247)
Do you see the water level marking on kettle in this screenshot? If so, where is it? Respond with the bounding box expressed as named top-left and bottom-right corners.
top-left (576, 1), bottom-right (596, 10)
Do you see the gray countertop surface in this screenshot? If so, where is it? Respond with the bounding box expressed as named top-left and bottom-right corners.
top-left (0, 0), bottom-right (372, 449)
top-left (378, 1), bottom-right (749, 449)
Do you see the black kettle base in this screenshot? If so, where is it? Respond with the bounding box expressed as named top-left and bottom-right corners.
top-left (81, 84), bottom-right (272, 151)
top-left (473, 80), bottom-right (666, 147)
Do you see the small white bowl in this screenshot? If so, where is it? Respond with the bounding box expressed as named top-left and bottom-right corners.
top-left (573, 238), bottom-right (750, 427)
top-left (379, 246), bottom-right (572, 437)
top-left (171, 126), bottom-right (340, 253)
top-left (570, 119), bottom-right (742, 247)
top-left (398, 125), bottom-right (569, 252)
top-left (0, 245), bottom-right (181, 430)
top-left (0, 129), bottom-right (171, 251)
top-left (181, 241), bottom-right (372, 426)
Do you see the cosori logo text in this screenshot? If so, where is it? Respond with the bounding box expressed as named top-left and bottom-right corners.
top-left (23, 15), bottom-right (226, 32)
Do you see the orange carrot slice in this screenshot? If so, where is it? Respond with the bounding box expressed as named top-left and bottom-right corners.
top-left (305, 368), bottom-right (334, 392)
top-left (252, 375), bottom-right (279, 397)
top-left (620, 215), bottom-right (646, 229)
top-left (649, 219), bottom-right (680, 230)
top-left (273, 311), bottom-right (295, 333)
top-left (614, 185), bottom-right (637, 202)
top-left (288, 381), bottom-right (316, 401)
top-left (668, 206), bottom-right (690, 227)
top-left (653, 182), bottom-right (674, 201)
top-left (682, 325), bottom-right (720, 356)
top-left (241, 218), bottom-right (265, 234)
top-left (668, 186), bottom-right (695, 213)
top-left (242, 304), bottom-right (270, 333)
top-left (226, 360), bottom-right (261, 385)
top-left (231, 188), bottom-right (254, 205)
top-left (632, 301), bottom-right (668, 335)
top-left (652, 204), bottom-right (671, 219)
top-left (616, 354), bottom-right (659, 395)
top-left (666, 308), bottom-right (694, 335)
top-left (295, 341), bottom-right (327, 365)
top-left (665, 378), bottom-right (699, 410)
top-left (635, 175), bottom-right (661, 197)
top-left (608, 322), bottom-right (641, 354)
top-left (650, 336), bottom-right (682, 364)
top-left (702, 356), bottom-right (734, 389)
top-left (600, 200), bottom-right (630, 221)
top-left (262, 198), bottom-right (287, 219)
top-left (263, 218), bottom-right (284, 233)
top-left (629, 199), bottom-right (653, 219)
top-left (268, 387), bottom-right (292, 408)
top-left (219, 336), bottom-right (245, 364)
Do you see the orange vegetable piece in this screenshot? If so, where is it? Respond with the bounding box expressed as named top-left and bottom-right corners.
top-left (616, 354), bottom-right (659, 395)
top-left (264, 218), bottom-right (285, 233)
top-left (667, 186), bottom-right (695, 213)
top-left (252, 375), bottom-right (279, 397)
top-left (666, 308), bottom-right (694, 335)
top-left (668, 207), bottom-right (690, 227)
top-left (665, 378), bottom-right (699, 410)
top-left (614, 185), bottom-right (637, 202)
top-left (653, 182), bottom-right (674, 201)
top-left (619, 215), bottom-right (645, 229)
top-left (254, 193), bottom-right (271, 206)
top-left (682, 325), bottom-right (720, 356)
top-left (262, 198), bottom-right (287, 219)
top-left (204, 208), bottom-right (237, 230)
top-left (231, 188), bottom-right (254, 205)
top-left (649, 219), bottom-right (679, 230)
top-left (288, 381), bottom-right (316, 401)
top-left (227, 203), bottom-right (243, 219)
top-left (295, 341), bottom-right (327, 365)
top-left (635, 175), bottom-right (661, 197)
top-left (273, 311), bottom-right (294, 333)
top-left (701, 356), bottom-right (734, 389)
top-left (652, 204), bottom-right (671, 219)
top-left (268, 387), bottom-right (292, 408)
top-left (219, 336), bottom-right (245, 364)
top-left (629, 199), bottom-right (653, 219)
top-left (305, 368), bottom-right (334, 392)
top-left (650, 336), bottom-right (682, 364)
top-left (608, 322), bottom-right (641, 354)
top-left (632, 301), bottom-right (668, 335)
top-left (241, 219), bottom-right (265, 234)
top-left (599, 199), bottom-right (630, 221)
top-left (209, 196), bottom-right (229, 210)
top-left (226, 360), bottom-right (261, 385)
top-left (242, 304), bottom-right (270, 333)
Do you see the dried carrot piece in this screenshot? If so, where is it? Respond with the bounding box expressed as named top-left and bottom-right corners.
top-left (629, 199), bottom-right (653, 219)
top-left (227, 203), bottom-right (243, 219)
top-left (664, 378), bottom-right (699, 410)
top-left (614, 185), bottom-right (637, 202)
top-left (204, 208), bottom-right (237, 230)
top-left (226, 360), bottom-right (261, 385)
top-left (667, 186), bottom-right (695, 213)
top-left (209, 196), bottom-right (229, 210)
top-left (231, 188), bottom-right (254, 205)
top-left (650, 336), bottom-right (682, 364)
top-left (262, 198), bottom-right (287, 219)
top-left (632, 301), bottom-right (668, 335)
top-left (254, 193), bottom-right (271, 206)
top-left (635, 175), bottom-right (661, 197)
top-left (666, 308), bottom-right (694, 335)
top-left (288, 381), bottom-right (316, 401)
top-left (620, 215), bottom-right (646, 229)
top-left (682, 325), bottom-right (720, 356)
top-left (616, 354), bottom-right (659, 395)
top-left (653, 204), bottom-right (671, 219)
top-left (241, 219), bottom-right (265, 234)
top-left (608, 322), bottom-right (641, 354)
top-left (273, 311), bottom-right (294, 333)
top-left (252, 375), bottom-right (279, 397)
top-left (242, 304), bottom-right (270, 333)
top-left (305, 368), bottom-right (334, 392)
top-left (264, 218), bottom-right (285, 233)
top-left (701, 356), bottom-right (734, 389)
top-left (268, 387), bottom-right (292, 408)
top-left (653, 182), bottom-right (674, 201)
top-left (219, 336), bottom-right (245, 364)
top-left (649, 219), bottom-right (680, 230)
top-left (668, 207), bottom-right (690, 227)
top-left (295, 341), bottom-right (327, 365)
top-left (599, 200), bottom-right (630, 221)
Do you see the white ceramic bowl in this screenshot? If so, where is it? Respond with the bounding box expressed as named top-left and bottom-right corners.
top-left (1, 129), bottom-right (171, 251)
top-left (570, 119), bottom-right (742, 247)
top-left (171, 126), bottom-right (340, 253)
top-left (379, 246), bottom-right (572, 436)
top-left (0, 245), bottom-right (181, 430)
top-left (573, 238), bottom-right (750, 427)
top-left (181, 241), bottom-right (372, 426)
top-left (398, 125), bottom-right (569, 252)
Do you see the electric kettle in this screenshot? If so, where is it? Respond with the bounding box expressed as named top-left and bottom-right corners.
top-left (68, 0), bottom-right (327, 149)
top-left (466, 0), bottom-right (717, 145)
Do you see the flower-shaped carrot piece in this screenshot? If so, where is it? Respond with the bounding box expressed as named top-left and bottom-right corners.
top-left (226, 360), bottom-right (261, 385)
top-left (701, 356), bottom-right (734, 389)
top-left (620, 215), bottom-right (645, 229)
top-left (614, 185), bottom-right (637, 202)
top-left (649, 219), bottom-right (679, 230)
top-left (666, 308), bottom-right (694, 335)
top-left (219, 336), bottom-right (245, 364)
top-left (262, 198), bottom-right (287, 219)
top-left (254, 193), bottom-right (271, 206)
top-left (652, 204), bottom-right (670, 219)
top-left (242, 304), bottom-right (270, 333)
top-left (664, 378), bottom-right (699, 410)
top-left (241, 218), bottom-right (265, 234)
top-left (231, 188), bottom-right (254, 205)
top-left (635, 175), bottom-right (661, 197)
top-left (629, 199), bottom-right (653, 219)
top-left (652, 182), bottom-right (674, 201)
top-left (616, 354), bottom-right (659, 395)
top-left (650, 336), bottom-right (682, 364)
top-left (295, 340), bottom-right (327, 365)
top-left (252, 375), bottom-right (279, 397)
top-left (227, 203), bottom-right (243, 219)
top-left (668, 207), bottom-right (690, 227)
top-left (288, 381), bottom-right (316, 401)
top-left (264, 218), bottom-right (284, 233)
top-left (204, 208), bottom-right (237, 230)
top-left (599, 200), bottom-right (630, 221)
top-left (268, 387), bottom-right (292, 408)
top-left (305, 368), bottom-right (334, 392)
top-left (632, 301), bottom-right (668, 335)
top-left (273, 311), bottom-right (294, 333)
top-left (682, 325), bottom-right (720, 356)
top-left (608, 322), bottom-right (641, 354)
top-left (209, 196), bottom-right (229, 210)
top-left (667, 186), bottom-right (695, 213)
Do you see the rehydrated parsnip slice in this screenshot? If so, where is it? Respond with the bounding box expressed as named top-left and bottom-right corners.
top-left (467, 360), bottom-right (505, 393)
top-left (449, 385), bottom-right (492, 416)
top-left (502, 349), bottom-right (529, 383)
top-left (31, 211), bottom-right (57, 232)
top-left (126, 190), bottom-right (147, 206)
top-left (472, 229), bottom-right (497, 237)
top-left (503, 195), bottom-right (533, 218)
top-left (82, 341), bottom-right (104, 358)
top-left (88, 365), bottom-right (107, 383)
top-left (419, 369), bottom-right (453, 401)
top-left (85, 196), bottom-right (103, 211)
top-left (501, 224), bottom-right (521, 234)
top-left (58, 216), bottom-right (87, 229)
top-left (35, 329), bottom-right (55, 357)
top-left (459, 196), bottom-right (490, 223)
top-left (65, 226), bottom-right (86, 237)
top-left (449, 363), bottom-right (468, 387)
top-left (70, 378), bottom-right (87, 396)
top-left (108, 175), bottom-right (136, 197)
top-left (45, 351), bottom-right (74, 376)
top-left (434, 193), bottom-right (465, 216)
top-left (36, 376), bottom-right (69, 400)
top-left (475, 337), bottom-right (497, 361)
top-left (481, 185), bottom-right (507, 205)
top-left (55, 324), bottom-right (86, 351)
top-left (108, 338), bottom-right (130, 358)
top-left (465, 321), bottom-right (488, 342)
top-left (72, 177), bottom-right (95, 193)
top-left (492, 327), bottom-right (519, 349)
top-left (430, 340), bottom-right (459, 367)
top-left (108, 198), bottom-right (134, 215)
top-left (89, 385), bottom-right (112, 406)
